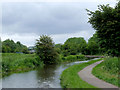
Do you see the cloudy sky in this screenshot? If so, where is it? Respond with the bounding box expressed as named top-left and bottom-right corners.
top-left (1, 0), bottom-right (116, 46)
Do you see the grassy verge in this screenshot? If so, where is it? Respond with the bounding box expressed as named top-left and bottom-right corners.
top-left (92, 57), bottom-right (119, 87)
top-left (60, 58), bottom-right (102, 88)
top-left (1, 53), bottom-right (86, 78)
top-left (60, 54), bottom-right (86, 63)
top-left (1, 53), bottom-right (44, 78)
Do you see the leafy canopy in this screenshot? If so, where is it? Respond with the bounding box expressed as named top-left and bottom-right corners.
top-left (61, 37), bottom-right (87, 56)
top-left (2, 39), bottom-right (28, 53)
top-left (35, 35), bottom-right (59, 64)
top-left (87, 1), bottom-right (120, 56)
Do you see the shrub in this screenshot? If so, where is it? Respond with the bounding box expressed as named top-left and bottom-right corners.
top-left (35, 35), bottom-right (59, 64)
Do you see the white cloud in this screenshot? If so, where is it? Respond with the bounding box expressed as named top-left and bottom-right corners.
top-left (2, 2), bottom-right (89, 34)
top-left (3, 2), bottom-right (116, 35)
top-left (51, 30), bottom-right (95, 44)
top-left (1, 0), bottom-right (116, 3)
top-left (1, 1), bottom-right (117, 46)
top-left (1, 29), bottom-right (95, 47)
top-left (1, 33), bottom-right (39, 46)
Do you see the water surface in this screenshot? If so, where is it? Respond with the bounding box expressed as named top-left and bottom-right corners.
top-left (2, 60), bottom-right (93, 88)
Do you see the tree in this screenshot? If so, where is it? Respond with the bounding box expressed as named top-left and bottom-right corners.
top-left (35, 35), bottom-right (59, 64)
top-left (0, 38), bottom-right (1, 53)
top-left (87, 1), bottom-right (120, 56)
top-left (61, 37), bottom-right (87, 56)
top-left (2, 39), bottom-right (16, 53)
top-left (55, 44), bottom-right (62, 54)
top-left (2, 39), bottom-right (28, 53)
top-left (22, 46), bottom-right (29, 54)
top-left (87, 40), bottom-right (99, 55)
top-left (87, 33), bottom-right (105, 55)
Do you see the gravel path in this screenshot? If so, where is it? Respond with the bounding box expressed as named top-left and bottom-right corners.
top-left (78, 60), bottom-right (119, 89)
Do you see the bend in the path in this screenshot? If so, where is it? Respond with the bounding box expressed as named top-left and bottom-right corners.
top-left (78, 60), bottom-right (119, 89)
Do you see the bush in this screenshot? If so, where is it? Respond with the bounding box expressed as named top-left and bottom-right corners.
top-left (35, 35), bottom-right (59, 64)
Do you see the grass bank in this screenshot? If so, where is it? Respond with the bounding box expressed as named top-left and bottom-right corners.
top-left (1, 53), bottom-right (87, 78)
top-left (60, 54), bottom-right (86, 63)
top-left (92, 57), bottom-right (119, 87)
top-left (60, 58), bottom-right (102, 88)
top-left (1, 53), bottom-right (44, 77)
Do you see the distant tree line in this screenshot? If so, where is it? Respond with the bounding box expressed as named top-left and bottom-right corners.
top-left (55, 33), bottom-right (105, 57)
top-left (2, 39), bottom-right (28, 53)
top-left (35, 34), bottom-right (104, 64)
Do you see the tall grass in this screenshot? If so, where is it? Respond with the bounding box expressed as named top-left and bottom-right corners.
top-left (92, 57), bottom-right (119, 87)
top-left (103, 57), bottom-right (119, 74)
top-left (1, 53), bottom-right (43, 77)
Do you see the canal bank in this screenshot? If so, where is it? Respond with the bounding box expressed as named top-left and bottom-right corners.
top-left (2, 59), bottom-right (93, 88)
top-left (60, 58), bottom-right (102, 88)
top-left (78, 60), bottom-right (118, 88)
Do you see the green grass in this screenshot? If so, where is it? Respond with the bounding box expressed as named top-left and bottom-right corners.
top-left (1, 53), bottom-right (86, 78)
top-left (60, 54), bottom-right (86, 62)
top-left (60, 58), bottom-right (102, 88)
top-left (1, 53), bottom-right (44, 77)
top-left (92, 57), bottom-right (119, 87)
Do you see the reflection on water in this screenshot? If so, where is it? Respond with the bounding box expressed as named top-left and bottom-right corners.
top-left (2, 59), bottom-right (97, 88)
top-left (37, 64), bottom-right (57, 79)
top-left (36, 64), bottom-right (61, 88)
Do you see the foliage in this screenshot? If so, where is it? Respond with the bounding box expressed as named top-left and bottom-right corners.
top-left (65, 55), bottom-right (77, 60)
top-left (55, 35), bottom-right (105, 56)
top-left (92, 57), bottom-right (119, 87)
top-left (86, 33), bottom-right (104, 55)
top-left (0, 38), bottom-right (1, 53)
top-left (55, 44), bottom-right (62, 54)
top-left (1, 53), bottom-right (43, 77)
top-left (60, 59), bottom-right (102, 88)
top-left (102, 57), bottom-right (119, 74)
top-left (35, 35), bottom-right (59, 64)
top-left (2, 39), bottom-right (28, 53)
top-left (61, 37), bottom-right (87, 56)
top-left (87, 2), bottom-right (120, 56)
top-left (60, 54), bottom-right (85, 62)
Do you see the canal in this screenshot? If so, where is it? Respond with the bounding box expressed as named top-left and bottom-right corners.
top-left (2, 59), bottom-right (97, 88)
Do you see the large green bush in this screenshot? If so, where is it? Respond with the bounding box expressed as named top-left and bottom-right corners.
top-left (35, 35), bottom-right (59, 64)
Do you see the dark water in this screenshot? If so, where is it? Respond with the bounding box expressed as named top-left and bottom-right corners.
top-left (1, 60), bottom-right (95, 88)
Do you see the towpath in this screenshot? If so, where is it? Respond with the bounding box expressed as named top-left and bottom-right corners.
top-left (78, 60), bottom-right (119, 89)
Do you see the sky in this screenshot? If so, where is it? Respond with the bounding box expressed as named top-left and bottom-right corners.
top-left (1, 0), bottom-right (117, 47)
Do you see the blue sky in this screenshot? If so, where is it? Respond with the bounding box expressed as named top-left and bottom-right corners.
top-left (1, 0), bottom-right (117, 46)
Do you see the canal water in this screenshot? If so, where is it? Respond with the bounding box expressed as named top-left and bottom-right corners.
top-left (1, 59), bottom-right (97, 88)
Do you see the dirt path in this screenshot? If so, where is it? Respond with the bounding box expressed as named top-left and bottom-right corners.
top-left (78, 60), bottom-right (119, 89)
